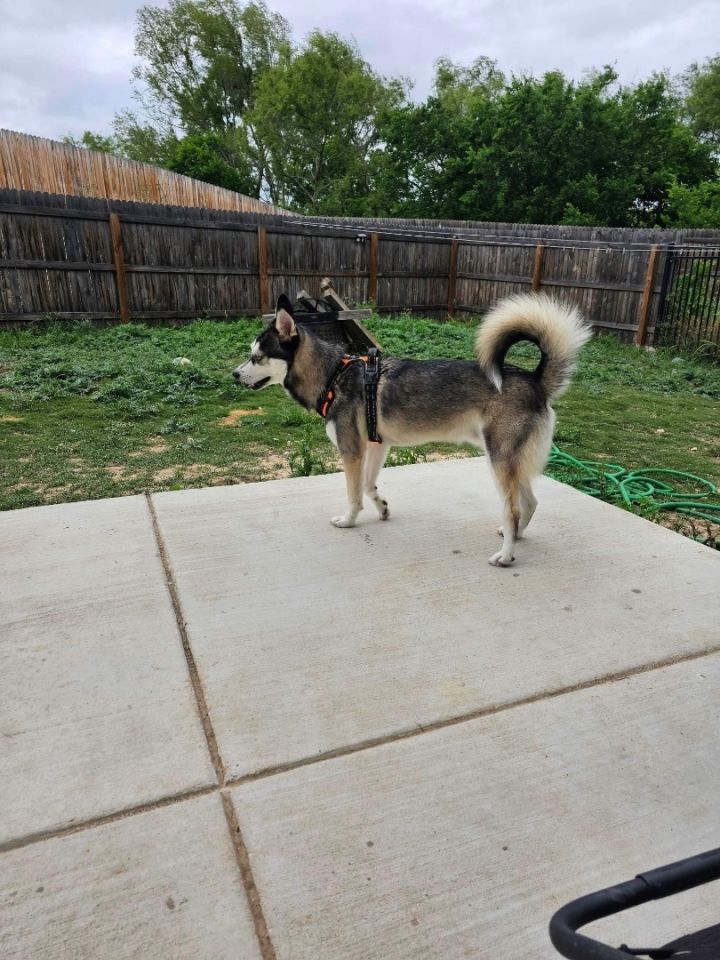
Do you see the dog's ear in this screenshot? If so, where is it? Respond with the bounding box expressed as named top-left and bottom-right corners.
top-left (274, 294), bottom-right (297, 340)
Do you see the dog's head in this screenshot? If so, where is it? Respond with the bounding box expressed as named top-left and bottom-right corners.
top-left (233, 294), bottom-right (299, 390)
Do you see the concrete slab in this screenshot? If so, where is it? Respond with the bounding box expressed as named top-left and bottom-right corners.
top-left (232, 655), bottom-right (720, 960)
top-left (0, 496), bottom-right (216, 846)
top-left (151, 459), bottom-right (720, 779)
top-left (0, 793), bottom-right (262, 960)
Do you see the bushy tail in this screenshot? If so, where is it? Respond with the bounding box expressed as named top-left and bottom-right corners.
top-left (475, 293), bottom-right (591, 399)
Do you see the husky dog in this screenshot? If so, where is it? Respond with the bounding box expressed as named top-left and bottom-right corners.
top-left (233, 293), bottom-right (590, 566)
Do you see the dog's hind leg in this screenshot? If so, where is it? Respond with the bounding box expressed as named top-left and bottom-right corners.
top-left (487, 462), bottom-right (522, 567)
top-left (499, 483), bottom-right (537, 539)
top-left (364, 442), bottom-right (391, 520)
top-left (518, 483), bottom-right (538, 535)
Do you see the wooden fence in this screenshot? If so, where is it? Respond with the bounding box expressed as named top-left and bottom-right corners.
top-left (2, 189), bottom-right (720, 343)
top-left (0, 130), bottom-right (285, 216)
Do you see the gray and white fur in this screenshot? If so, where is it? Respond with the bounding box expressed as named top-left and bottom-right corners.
top-left (233, 292), bottom-right (591, 566)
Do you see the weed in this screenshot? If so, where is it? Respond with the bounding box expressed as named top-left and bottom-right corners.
top-left (386, 447), bottom-right (428, 467)
top-left (280, 409), bottom-right (311, 427)
top-left (159, 418), bottom-right (193, 434)
top-left (288, 431), bottom-right (330, 477)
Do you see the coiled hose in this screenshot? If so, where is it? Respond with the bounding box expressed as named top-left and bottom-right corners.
top-left (546, 447), bottom-right (720, 545)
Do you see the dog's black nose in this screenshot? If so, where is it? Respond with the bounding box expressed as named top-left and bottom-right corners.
top-left (233, 370), bottom-right (241, 382)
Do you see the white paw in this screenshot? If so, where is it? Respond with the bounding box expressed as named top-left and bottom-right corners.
top-left (488, 550), bottom-right (515, 567)
top-left (498, 526), bottom-right (522, 539)
top-left (331, 515), bottom-right (356, 528)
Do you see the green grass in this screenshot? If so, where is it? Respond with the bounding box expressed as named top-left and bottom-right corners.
top-left (1, 316), bottom-right (719, 542)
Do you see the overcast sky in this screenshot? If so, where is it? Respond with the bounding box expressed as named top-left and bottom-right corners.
top-left (1, 0), bottom-right (719, 141)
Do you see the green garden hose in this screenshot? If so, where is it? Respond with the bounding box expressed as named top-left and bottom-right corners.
top-left (546, 447), bottom-right (720, 543)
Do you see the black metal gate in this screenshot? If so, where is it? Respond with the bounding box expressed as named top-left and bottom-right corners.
top-left (655, 246), bottom-right (720, 351)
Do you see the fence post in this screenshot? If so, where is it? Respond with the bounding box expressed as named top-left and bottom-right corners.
top-left (108, 212), bottom-right (130, 323)
top-left (635, 244), bottom-right (661, 347)
top-left (531, 243), bottom-right (544, 292)
top-left (368, 232), bottom-right (379, 306)
top-left (257, 225), bottom-right (270, 314)
top-left (448, 239), bottom-right (459, 316)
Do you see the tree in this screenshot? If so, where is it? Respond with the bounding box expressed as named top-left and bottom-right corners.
top-left (371, 58), bottom-right (505, 218)
top-left (132, 0), bottom-right (289, 132)
top-left (63, 131), bottom-right (117, 153)
top-left (377, 62), bottom-right (716, 226)
top-left (616, 74), bottom-right (716, 226)
top-left (167, 131), bottom-right (255, 193)
top-left (683, 55), bottom-right (720, 146)
top-left (665, 180), bottom-right (720, 228)
top-left (250, 31), bottom-right (407, 212)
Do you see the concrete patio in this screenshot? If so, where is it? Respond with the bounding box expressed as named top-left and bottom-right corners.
top-left (1, 458), bottom-right (719, 959)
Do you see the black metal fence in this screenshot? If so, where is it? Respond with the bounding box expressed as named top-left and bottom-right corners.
top-left (655, 246), bottom-right (720, 351)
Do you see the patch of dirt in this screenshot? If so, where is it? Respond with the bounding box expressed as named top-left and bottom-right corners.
top-left (153, 467), bottom-right (177, 483)
top-left (105, 464), bottom-right (127, 478)
top-left (43, 485), bottom-right (74, 500)
top-left (655, 512), bottom-right (719, 548)
top-left (259, 453), bottom-right (292, 478)
top-left (424, 450), bottom-right (474, 463)
top-left (0, 415), bottom-right (24, 423)
top-left (219, 408), bottom-right (264, 427)
top-left (128, 439), bottom-right (169, 457)
top-left (181, 463), bottom-right (227, 480)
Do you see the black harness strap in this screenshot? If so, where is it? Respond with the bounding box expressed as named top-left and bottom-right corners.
top-left (316, 349), bottom-right (383, 443)
top-left (363, 348), bottom-right (381, 443)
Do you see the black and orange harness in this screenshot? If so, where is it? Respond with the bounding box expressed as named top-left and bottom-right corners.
top-left (316, 347), bottom-right (382, 443)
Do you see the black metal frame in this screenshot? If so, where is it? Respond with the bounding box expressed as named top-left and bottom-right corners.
top-left (549, 847), bottom-right (720, 959)
top-left (655, 246), bottom-right (720, 350)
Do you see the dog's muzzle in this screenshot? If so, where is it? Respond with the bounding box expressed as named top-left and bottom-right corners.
top-left (232, 361), bottom-right (268, 389)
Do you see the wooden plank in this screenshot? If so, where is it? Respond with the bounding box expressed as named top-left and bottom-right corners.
top-left (343, 315), bottom-right (382, 351)
top-left (126, 264), bottom-right (256, 276)
top-left (634, 244), bottom-right (661, 346)
top-left (319, 278), bottom-right (351, 311)
top-left (447, 239), bottom-right (459, 316)
top-left (368, 232), bottom-right (379, 304)
top-left (0, 258), bottom-right (114, 272)
top-left (376, 303), bottom-right (449, 313)
top-left (261, 309), bottom-right (372, 323)
top-left (257, 225), bottom-right (270, 314)
top-left (108, 213), bottom-right (130, 323)
top-left (268, 269), bottom-right (369, 278)
top-left (531, 243), bottom-right (544, 292)
top-left (0, 308), bottom-right (263, 324)
top-left (457, 271), bottom-right (649, 294)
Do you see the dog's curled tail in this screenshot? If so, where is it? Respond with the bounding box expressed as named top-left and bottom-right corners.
top-left (475, 293), bottom-right (591, 399)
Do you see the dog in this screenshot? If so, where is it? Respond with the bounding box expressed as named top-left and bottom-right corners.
top-left (233, 293), bottom-right (590, 566)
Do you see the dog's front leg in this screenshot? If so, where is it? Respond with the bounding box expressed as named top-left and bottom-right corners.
top-left (332, 453), bottom-right (364, 527)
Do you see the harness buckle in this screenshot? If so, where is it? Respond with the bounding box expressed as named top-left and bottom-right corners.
top-left (364, 347), bottom-right (380, 385)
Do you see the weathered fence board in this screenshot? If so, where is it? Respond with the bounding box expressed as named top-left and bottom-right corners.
top-left (0, 129), bottom-right (285, 216)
